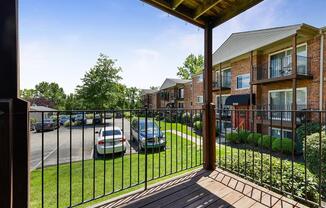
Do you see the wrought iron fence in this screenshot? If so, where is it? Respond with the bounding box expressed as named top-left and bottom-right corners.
top-left (29, 108), bottom-right (203, 208)
top-left (216, 107), bottom-right (325, 207)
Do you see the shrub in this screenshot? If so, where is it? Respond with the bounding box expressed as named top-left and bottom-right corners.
top-left (225, 132), bottom-right (241, 143)
top-left (238, 130), bottom-right (250, 143)
top-left (193, 121), bottom-right (202, 132)
top-left (220, 149), bottom-right (318, 202)
top-left (247, 133), bottom-right (262, 145)
top-left (272, 138), bottom-right (294, 154)
top-left (85, 113), bottom-right (94, 119)
top-left (296, 123), bottom-right (321, 154)
top-left (305, 131), bottom-right (326, 198)
top-left (258, 135), bottom-right (277, 149)
top-left (123, 112), bottom-right (131, 119)
top-left (192, 113), bottom-right (202, 122)
top-left (182, 112), bottom-right (192, 124)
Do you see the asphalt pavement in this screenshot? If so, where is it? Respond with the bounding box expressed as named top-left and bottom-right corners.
top-left (30, 118), bottom-right (137, 170)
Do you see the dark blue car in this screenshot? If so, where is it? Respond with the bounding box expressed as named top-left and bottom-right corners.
top-left (131, 119), bottom-right (166, 151)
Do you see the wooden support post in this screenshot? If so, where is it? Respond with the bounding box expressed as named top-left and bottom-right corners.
top-left (203, 25), bottom-right (216, 170)
top-left (292, 34), bottom-right (297, 117)
top-left (249, 51), bottom-right (254, 131)
top-left (0, 0), bottom-right (30, 207)
top-left (291, 34), bottom-right (297, 161)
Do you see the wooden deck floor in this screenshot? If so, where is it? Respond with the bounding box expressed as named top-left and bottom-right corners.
top-left (94, 168), bottom-right (307, 208)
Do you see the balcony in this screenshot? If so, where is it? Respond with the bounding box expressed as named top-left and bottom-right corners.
top-left (29, 108), bottom-right (325, 208)
top-left (252, 55), bottom-right (313, 84)
top-left (212, 75), bottom-right (231, 91)
top-left (254, 104), bottom-right (313, 127)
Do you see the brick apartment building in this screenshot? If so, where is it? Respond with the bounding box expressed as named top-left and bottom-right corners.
top-left (141, 23), bottom-right (326, 138)
top-left (212, 23), bottom-right (326, 137)
top-left (140, 89), bottom-right (159, 109)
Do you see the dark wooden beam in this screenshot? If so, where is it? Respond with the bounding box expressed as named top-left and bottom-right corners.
top-left (0, 100), bottom-right (13, 208)
top-left (291, 34), bottom-right (297, 174)
top-left (141, 0), bottom-right (205, 28)
top-left (0, 0), bottom-right (19, 98)
top-left (171, 0), bottom-right (185, 10)
top-left (203, 25), bottom-right (216, 170)
top-left (0, 0), bottom-right (30, 207)
top-left (211, 0), bottom-right (263, 28)
top-left (194, 0), bottom-right (223, 20)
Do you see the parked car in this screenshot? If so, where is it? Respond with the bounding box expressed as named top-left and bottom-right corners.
top-left (131, 119), bottom-right (166, 151)
top-left (34, 118), bottom-right (57, 132)
top-left (93, 114), bottom-right (102, 124)
top-left (104, 112), bottom-right (113, 119)
top-left (72, 114), bottom-right (87, 124)
top-left (59, 115), bottom-right (70, 125)
top-left (94, 127), bottom-right (126, 158)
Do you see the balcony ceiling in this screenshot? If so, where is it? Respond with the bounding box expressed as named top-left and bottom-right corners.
top-left (141, 0), bottom-right (263, 28)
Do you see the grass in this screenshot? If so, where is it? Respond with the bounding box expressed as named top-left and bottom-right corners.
top-left (30, 132), bottom-right (203, 208)
top-left (157, 120), bottom-right (200, 137)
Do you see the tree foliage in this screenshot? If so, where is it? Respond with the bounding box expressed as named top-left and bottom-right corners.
top-left (177, 54), bottom-right (204, 79)
top-left (20, 82), bottom-right (66, 109)
top-left (75, 54), bottom-right (123, 110)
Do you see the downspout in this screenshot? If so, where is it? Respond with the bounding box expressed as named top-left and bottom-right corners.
top-left (320, 30), bottom-right (324, 110)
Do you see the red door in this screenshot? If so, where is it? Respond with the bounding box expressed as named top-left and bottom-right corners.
top-left (233, 106), bottom-right (250, 130)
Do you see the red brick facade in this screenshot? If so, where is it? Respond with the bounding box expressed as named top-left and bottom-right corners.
top-left (191, 74), bottom-right (204, 109)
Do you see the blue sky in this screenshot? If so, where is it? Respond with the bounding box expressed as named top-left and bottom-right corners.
top-left (19, 0), bottom-right (326, 93)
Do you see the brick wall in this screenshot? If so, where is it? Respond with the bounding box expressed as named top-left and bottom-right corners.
top-left (184, 82), bottom-right (192, 109)
top-left (191, 74), bottom-right (204, 109)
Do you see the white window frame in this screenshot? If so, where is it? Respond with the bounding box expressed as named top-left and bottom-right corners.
top-left (216, 94), bottom-right (230, 107)
top-left (197, 74), bottom-right (203, 83)
top-left (268, 43), bottom-right (307, 79)
top-left (269, 127), bottom-right (292, 139)
top-left (236, 73), bottom-right (250, 89)
top-left (268, 87), bottom-right (307, 120)
top-left (196, 96), bottom-right (203, 104)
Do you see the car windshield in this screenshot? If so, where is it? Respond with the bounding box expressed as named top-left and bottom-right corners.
top-left (139, 122), bottom-right (159, 132)
top-left (44, 119), bottom-right (53, 123)
top-left (102, 130), bottom-right (121, 136)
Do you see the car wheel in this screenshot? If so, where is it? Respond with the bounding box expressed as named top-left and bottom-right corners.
top-left (93, 145), bottom-right (100, 159)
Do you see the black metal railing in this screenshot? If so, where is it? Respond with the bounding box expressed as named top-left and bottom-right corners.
top-left (216, 107), bottom-right (325, 207)
top-left (254, 55), bottom-right (311, 81)
top-left (29, 108), bottom-right (203, 208)
top-left (212, 75), bottom-right (231, 89)
top-left (255, 104), bottom-right (312, 123)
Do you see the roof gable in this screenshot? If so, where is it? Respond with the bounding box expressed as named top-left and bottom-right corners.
top-left (160, 78), bottom-right (191, 90)
top-left (213, 24), bottom-right (318, 65)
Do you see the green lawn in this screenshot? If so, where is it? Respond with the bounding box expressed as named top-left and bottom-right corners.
top-left (30, 132), bottom-right (202, 208)
top-left (157, 120), bottom-right (200, 137)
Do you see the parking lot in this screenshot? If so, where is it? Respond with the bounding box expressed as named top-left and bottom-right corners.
top-left (30, 118), bottom-right (138, 170)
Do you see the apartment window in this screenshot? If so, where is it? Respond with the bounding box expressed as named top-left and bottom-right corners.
top-left (269, 44), bottom-right (307, 78)
top-left (178, 103), bottom-right (184, 108)
top-left (236, 74), bottom-right (250, 89)
top-left (216, 95), bottom-right (231, 117)
top-left (198, 74), bottom-right (203, 83)
top-left (216, 68), bottom-right (231, 87)
top-left (270, 128), bottom-right (292, 139)
top-left (196, 96), bottom-right (203, 103)
top-left (216, 95), bottom-right (229, 108)
top-left (269, 88), bottom-right (307, 120)
top-left (178, 88), bottom-right (184, 99)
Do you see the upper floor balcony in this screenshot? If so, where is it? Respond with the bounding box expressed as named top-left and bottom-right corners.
top-left (252, 55), bottom-right (313, 84)
top-left (212, 75), bottom-right (231, 91)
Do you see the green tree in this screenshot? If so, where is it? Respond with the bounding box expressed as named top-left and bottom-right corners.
top-left (177, 54), bottom-right (204, 79)
top-left (76, 53), bottom-right (122, 110)
top-left (20, 88), bottom-right (37, 100)
top-left (150, 86), bottom-right (159, 90)
top-left (64, 93), bottom-right (81, 110)
top-left (34, 82), bottom-right (66, 109)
